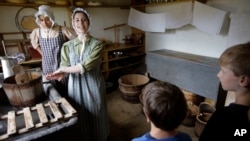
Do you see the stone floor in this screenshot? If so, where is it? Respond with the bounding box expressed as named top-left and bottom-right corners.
top-left (106, 88), bottom-right (199, 141)
top-left (36, 87), bottom-right (200, 141)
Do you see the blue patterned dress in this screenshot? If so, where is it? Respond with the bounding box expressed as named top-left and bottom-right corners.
top-left (39, 27), bottom-right (68, 96)
top-left (61, 37), bottom-right (109, 141)
top-left (39, 27), bottom-right (64, 75)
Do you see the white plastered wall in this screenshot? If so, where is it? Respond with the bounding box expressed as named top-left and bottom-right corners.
top-left (144, 0), bottom-right (250, 106)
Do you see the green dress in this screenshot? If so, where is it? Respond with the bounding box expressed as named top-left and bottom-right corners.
top-left (60, 37), bottom-right (109, 141)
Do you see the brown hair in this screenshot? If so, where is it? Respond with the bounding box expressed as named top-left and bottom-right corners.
top-left (141, 81), bottom-right (187, 131)
top-left (219, 42), bottom-right (250, 76)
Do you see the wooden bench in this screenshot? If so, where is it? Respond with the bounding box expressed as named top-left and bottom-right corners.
top-left (146, 49), bottom-right (227, 110)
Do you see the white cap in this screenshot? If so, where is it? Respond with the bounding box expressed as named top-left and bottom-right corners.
top-left (35, 5), bottom-right (55, 27)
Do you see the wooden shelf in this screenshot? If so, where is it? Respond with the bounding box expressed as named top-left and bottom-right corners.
top-left (0, 2), bottom-right (130, 8)
top-left (109, 61), bottom-right (144, 71)
top-left (108, 53), bottom-right (145, 62)
top-left (101, 43), bottom-right (145, 80)
top-left (19, 58), bottom-right (41, 65)
top-left (104, 44), bottom-right (143, 51)
top-left (0, 2), bottom-right (64, 7)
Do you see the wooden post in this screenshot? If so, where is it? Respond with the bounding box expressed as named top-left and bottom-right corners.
top-left (104, 23), bottom-right (126, 45)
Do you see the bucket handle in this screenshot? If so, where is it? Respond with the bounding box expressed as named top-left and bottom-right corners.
top-left (198, 102), bottom-right (216, 114)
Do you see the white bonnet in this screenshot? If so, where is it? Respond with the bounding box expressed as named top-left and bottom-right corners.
top-left (35, 5), bottom-right (55, 26)
top-left (72, 8), bottom-right (91, 33)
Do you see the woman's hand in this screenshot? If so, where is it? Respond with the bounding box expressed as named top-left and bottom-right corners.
top-left (46, 65), bottom-right (83, 81)
top-left (45, 69), bottom-right (65, 81)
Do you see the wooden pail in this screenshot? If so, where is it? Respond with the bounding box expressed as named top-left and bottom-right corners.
top-left (118, 74), bottom-right (149, 103)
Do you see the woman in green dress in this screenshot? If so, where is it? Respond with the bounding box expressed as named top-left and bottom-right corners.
top-left (46, 8), bottom-right (109, 141)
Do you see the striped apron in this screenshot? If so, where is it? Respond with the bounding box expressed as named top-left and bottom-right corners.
top-left (68, 39), bottom-right (109, 141)
top-left (39, 27), bottom-right (68, 97)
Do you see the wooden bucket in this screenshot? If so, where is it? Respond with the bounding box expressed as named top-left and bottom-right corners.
top-left (182, 102), bottom-right (199, 127)
top-left (183, 90), bottom-right (204, 106)
top-left (194, 102), bottom-right (216, 137)
top-left (118, 74), bottom-right (149, 103)
top-left (2, 71), bottom-right (45, 107)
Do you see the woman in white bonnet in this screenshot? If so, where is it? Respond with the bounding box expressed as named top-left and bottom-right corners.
top-left (46, 8), bottom-right (109, 141)
top-left (30, 5), bottom-right (76, 97)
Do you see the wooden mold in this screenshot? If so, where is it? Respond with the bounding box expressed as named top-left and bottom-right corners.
top-left (0, 98), bottom-right (77, 140)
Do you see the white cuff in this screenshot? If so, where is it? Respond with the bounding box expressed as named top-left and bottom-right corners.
top-left (77, 63), bottom-right (85, 74)
top-left (59, 67), bottom-right (66, 73)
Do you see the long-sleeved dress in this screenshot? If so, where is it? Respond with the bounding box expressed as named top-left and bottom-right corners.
top-left (60, 37), bottom-right (109, 141)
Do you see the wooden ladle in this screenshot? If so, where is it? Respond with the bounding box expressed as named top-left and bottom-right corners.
top-left (12, 65), bottom-right (32, 84)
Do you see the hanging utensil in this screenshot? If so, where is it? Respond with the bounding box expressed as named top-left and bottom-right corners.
top-left (1, 40), bottom-right (8, 56)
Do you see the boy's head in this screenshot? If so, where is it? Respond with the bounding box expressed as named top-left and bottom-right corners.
top-left (141, 81), bottom-right (187, 131)
top-left (219, 42), bottom-right (250, 77)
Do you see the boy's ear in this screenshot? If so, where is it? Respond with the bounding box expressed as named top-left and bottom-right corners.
top-left (143, 108), bottom-right (151, 123)
top-left (146, 115), bottom-right (150, 123)
top-left (239, 75), bottom-right (250, 87)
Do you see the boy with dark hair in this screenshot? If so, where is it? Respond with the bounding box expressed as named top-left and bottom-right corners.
top-left (132, 81), bottom-right (192, 141)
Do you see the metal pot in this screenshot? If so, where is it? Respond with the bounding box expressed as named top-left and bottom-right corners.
top-left (0, 56), bottom-right (18, 79)
top-left (0, 73), bottom-right (9, 104)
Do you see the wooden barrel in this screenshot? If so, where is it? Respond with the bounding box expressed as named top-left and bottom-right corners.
top-left (118, 74), bottom-right (149, 103)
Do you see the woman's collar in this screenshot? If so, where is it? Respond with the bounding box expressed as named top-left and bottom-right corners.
top-left (74, 36), bottom-right (91, 45)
